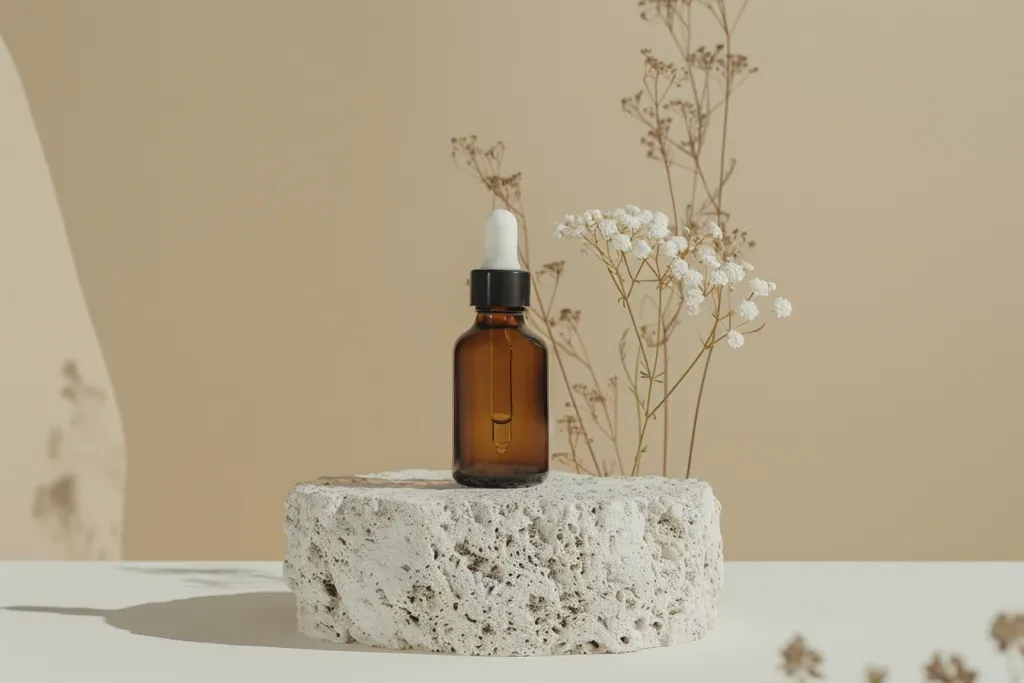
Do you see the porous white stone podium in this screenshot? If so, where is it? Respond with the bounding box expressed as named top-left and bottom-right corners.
top-left (283, 469), bottom-right (723, 656)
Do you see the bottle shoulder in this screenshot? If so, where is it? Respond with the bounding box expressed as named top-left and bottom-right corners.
top-left (453, 324), bottom-right (547, 354)
top-left (517, 323), bottom-right (548, 350)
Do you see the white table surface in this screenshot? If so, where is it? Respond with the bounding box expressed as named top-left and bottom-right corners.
top-left (0, 562), bottom-right (1021, 682)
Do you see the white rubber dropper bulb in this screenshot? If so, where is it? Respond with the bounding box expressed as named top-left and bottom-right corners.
top-left (480, 209), bottom-right (521, 270)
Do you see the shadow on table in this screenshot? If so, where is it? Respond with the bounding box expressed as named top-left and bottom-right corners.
top-left (117, 565), bottom-right (284, 589)
top-left (5, 592), bottom-right (430, 654)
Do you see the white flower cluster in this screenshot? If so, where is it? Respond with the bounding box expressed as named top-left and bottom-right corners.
top-left (554, 206), bottom-right (792, 349)
top-left (555, 206), bottom-right (669, 248)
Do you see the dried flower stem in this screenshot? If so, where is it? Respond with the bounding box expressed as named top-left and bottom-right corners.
top-left (653, 72), bottom-right (680, 477)
top-left (636, 0), bottom-right (756, 477)
top-left (523, 235), bottom-right (603, 478)
top-left (562, 317), bottom-right (625, 475)
top-left (580, 228), bottom-right (745, 476)
top-left (682, 0), bottom-right (736, 474)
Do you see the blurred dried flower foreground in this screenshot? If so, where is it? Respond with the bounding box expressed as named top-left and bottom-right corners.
top-left (778, 614), bottom-right (1024, 682)
top-left (779, 634), bottom-right (825, 680)
top-left (0, 37), bottom-right (126, 559)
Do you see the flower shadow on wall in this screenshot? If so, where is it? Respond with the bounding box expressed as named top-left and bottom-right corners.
top-left (32, 360), bottom-right (125, 559)
top-left (451, 0), bottom-right (792, 479)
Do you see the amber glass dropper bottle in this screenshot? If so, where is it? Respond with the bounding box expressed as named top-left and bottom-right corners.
top-left (453, 210), bottom-right (549, 488)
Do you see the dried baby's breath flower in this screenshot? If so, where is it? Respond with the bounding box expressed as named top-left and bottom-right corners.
top-left (622, 214), bottom-right (645, 233)
top-left (640, 48), bottom-right (678, 79)
top-left (721, 261), bottom-right (746, 284)
top-left (554, 215), bottom-right (586, 239)
top-left (704, 221), bottom-right (724, 240)
top-left (695, 245), bottom-right (721, 268)
top-left (773, 297), bottom-right (793, 318)
top-left (684, 288), bottom-right (704, 305)
top-left (648, 222), bottom-right (671, 242)
top-left (611, 233), bottom-right (632, 252)
top-left (669, 257), bottom-right (689, 279)
top-left (663, 235), bottom-right (688, 258)
top-left (726, 330), bottom-right (744, 349)
top-left (749, 277), bottom-right (771, 296)
top-left (631, 239), bottom-right (653, 260)
top-left (709, 269), bottom-right (729, 286)
top-left (684, 287), bottom-right (704, 316)
top-left (737, 300), bottom-right (759, 321)
top-left (683, 269), bottom-right (703, 288)
top-left (689, 44), bottom-right (723, 73)
top-left (651, 211), bottom-right (670, 232)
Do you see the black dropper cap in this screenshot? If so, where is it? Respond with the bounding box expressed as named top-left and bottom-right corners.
top-left (470, 269), bottom-right (530, 309)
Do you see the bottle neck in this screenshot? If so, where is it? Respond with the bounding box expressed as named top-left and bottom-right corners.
top-left (474, 307), bottom-right (525, 327)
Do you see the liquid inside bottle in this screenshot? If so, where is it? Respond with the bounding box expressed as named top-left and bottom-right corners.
top-left (490, 328), bottom-right (513, 454)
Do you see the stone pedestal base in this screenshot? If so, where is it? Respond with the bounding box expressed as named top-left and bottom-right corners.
top-left (283, 469), bottom-right (723, 656)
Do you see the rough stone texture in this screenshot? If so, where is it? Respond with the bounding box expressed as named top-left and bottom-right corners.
top-left (284, 469), bottom-right (723, 656)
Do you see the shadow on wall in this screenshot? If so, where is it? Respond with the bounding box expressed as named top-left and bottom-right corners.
top-left (0, 35), bottom-right (126, 559)
top-left (32, 361), bottom-right (124, 559)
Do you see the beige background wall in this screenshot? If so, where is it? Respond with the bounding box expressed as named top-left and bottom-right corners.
top-left (0, 0), bottom-right (1020, 560)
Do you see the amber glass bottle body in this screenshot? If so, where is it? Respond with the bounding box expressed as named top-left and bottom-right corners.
top-left (453, 308), bottom-right (548, 488)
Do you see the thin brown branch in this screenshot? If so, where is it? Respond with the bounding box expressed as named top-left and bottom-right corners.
top-left (568, 319), bottom-right (625, 476)
top-left (685, 288), bottom-right (722, 478)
